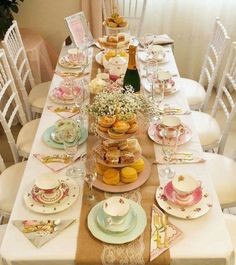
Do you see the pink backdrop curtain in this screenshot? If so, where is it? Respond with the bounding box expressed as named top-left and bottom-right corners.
top-left (80, 0), bottom-right (104, 38)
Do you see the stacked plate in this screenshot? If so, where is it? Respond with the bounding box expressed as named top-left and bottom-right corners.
top-left (87, 198), bottom-right (147, 244)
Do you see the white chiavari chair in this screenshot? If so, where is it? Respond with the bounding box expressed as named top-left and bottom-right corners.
top-left (0, 152), bottom-right (26, 220)
top-left (0, 49), bottom-right (39, 159)
top-left (192, 42), bottom-right (236, 153)
top-left (102, 0), bottom-right (147, 37)
top-left (181, 18), bottom-right (230, 112)
top-left (1, 20), bottom-right (50, 121)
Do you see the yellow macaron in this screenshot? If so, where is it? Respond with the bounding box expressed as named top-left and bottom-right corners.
top-left (96, 163), bottom-right (110, 176)
top-left (121, 167), bottom-right (137, 183)
top-left (103, 168), bottom-right (120, 185)
top-left (130, 158), bottom-right (145, 173)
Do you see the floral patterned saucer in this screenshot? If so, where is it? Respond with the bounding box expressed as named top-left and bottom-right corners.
top-left (156, 185), bottom-right (212, 219)
top-left (148, 122), bottom-right (192, 146)
top-left (164, 181), bottom-right (202, 207)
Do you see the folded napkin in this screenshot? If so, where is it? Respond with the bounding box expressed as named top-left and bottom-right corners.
top-left (34, 153), bottom-right (85, 172)
top-left (13, 219), bottom-right (75, 248)
top-left (150, 204), bottom-right (182, 261)
top-left (154, 153), bottom-right (206, 165)
top-left (153, 34), bottom-right (174, 45)
top-left (48, 105), bottom-right (80, 118)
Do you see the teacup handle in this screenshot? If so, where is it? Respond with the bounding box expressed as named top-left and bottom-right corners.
top-left (106, 217), bottom-right (112, 225)
top-left (178, 125), bottom-right (185, 135)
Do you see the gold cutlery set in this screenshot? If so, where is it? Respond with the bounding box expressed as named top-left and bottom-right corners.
top-left (55, 71), bottom-right (89, 78)
top-left (153, 213), bottom-right (169, 249)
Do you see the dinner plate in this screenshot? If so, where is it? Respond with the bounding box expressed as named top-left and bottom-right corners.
top-left (42, 126), bottom-right (88, 149)
top-left (49, 87), bottom-right (81, 105)
top-left (164, 181), bottom-right (202, 207)
top-left (24, 176), bottom-right (80, 214)
top-left (148, 122), bottom-right (192, 146)
top-left (93, 156), bottom-right (151, 193)
top-left (156, 184), bottom-right (212, 219)
top-left (96, 206), bottom-right (137, 233)
top-left (87, 199), bottom-right (146, 244)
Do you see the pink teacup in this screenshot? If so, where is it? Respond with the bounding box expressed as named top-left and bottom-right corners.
top-left (172, 174), bottom-right (201, 201)
top-left (159, 116), bottom-right (184, 139)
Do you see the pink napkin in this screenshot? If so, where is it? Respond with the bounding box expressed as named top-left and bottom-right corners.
top-left (48, 105), bottom-right (80, 118)
top-left (34, 153), bottom-right (83, 172)
top-left (150, 204), bottom-right (183, 261)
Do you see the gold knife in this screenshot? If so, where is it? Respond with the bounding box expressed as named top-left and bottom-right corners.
top-left (154, 214), bottom-right (162, 249)
top-left (162, 214), bottom-right (169, 248)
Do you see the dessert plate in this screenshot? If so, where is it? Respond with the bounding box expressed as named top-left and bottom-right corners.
top-left (24, 176), bottom-right (80, 214)
top-left (88, 199), bottom-right (146, 244)
top-left (96, 206), bottom-right (137, 233)
top-left (43, 126), bottom-right (88, 149)
top-left (156, 185), bottom-right (212, 219)
top-left (148, 122), bottom-right (192, 146)
top-left (164, 181), bottom-right (202, 207)
top-left (31, 182), bottom-right (69, 205)
top-left (93, 156), bottom-right (151, 193)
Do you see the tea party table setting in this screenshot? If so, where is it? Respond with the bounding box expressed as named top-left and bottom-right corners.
top-left (0, 29), bottom-right (234, 265)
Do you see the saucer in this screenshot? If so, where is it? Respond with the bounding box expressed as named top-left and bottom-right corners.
top-left (156, 185), bottom-right (212, 219)
top-left (96, 206), bottom-right (137, 233)
top-left (88, 199), bottom-right (147, 244)
top-left (43, 126), bottom-right (88, 149)
top-left (148, 122), bottom-right (192, 146)
top-left (142, 78), bottom-right (179, 95)
top-left (164, 181), bottom-right (202, 207)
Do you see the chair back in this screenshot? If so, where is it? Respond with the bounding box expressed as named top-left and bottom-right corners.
top-left (200, 18), bottom-right (230, 112)
top-left (102, 0), bottom-right (147, 36)
top-left (0, 154), bottom-right (6, 173)
top-left (0, 49), bottom-right (27, 163)
top-left (211, 42), bottom-right (236, 154)
top-left (2, 20), bottom-right (35, 121)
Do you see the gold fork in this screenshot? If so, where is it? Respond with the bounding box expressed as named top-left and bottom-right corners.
top-left (162, 214), bottom-right (169, 248)
top-left (154, 214), bottom-right (162, 249)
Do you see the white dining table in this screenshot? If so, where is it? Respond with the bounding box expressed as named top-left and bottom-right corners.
top-left (0, 43), bottom-right (234, 265)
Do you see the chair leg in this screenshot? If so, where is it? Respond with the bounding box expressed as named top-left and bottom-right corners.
top-left (0, 215), bottom-right (4, 225)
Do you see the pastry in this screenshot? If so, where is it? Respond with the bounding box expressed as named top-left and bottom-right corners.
top-left (120, 151), bottom-right (135, 164)
top-left (96, 163), bottom-right (109, 175)
top-left (130, 158), bottom-right (145, 173)
top-left (121, 167), bottom-right (137, 183)
top-left (105, 13), bottom-right (127, 28)
top-left (127, 139), bottom-right (142, 153)
top-left (94, 145), bottom-right (106, 160)
top-left (112, 121), bottom-right (130, 133)
top-left (117, 113), bottom-right (137, 124)
top-left (103, 168), bottom-right (120, 185)
top-left (106, 149), bottom-right (120, 164)
top-left (108, 128), bottom-right (125, 139)
top-left (126, 122), bottom-right (138, 134)
top-left (118, 140), bottom-right (128, 150)
top-left (97, 124), bottom-right (109, 133)
top-left (98, 115), bottom-right (116, 128)
top-left (102, 139), bottom-right (119, 150)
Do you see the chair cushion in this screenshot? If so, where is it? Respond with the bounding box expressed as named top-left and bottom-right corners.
top-left (16, 118), bottom-right (40, 157)
top-left (180, 78), bottom-right (206, 108)
top-left (223, 213), bottom-right (236, 259)
top-left (204, 153), bottom-right (236, 208)
top-left (29, 81), bottom-right (50, 111)
top-left (0, 161), bottom-right (27, 213)
top-left (0, 224), bottom-right (7, 247)
top-left (192, 111), bottom-right (221, 149)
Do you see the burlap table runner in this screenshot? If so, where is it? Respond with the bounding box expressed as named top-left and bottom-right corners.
top-left (75, 50), bottom-right (170, 265)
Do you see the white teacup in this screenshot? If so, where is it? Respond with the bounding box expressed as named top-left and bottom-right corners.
top-left (172, 174), bottom-right (201, 201)
top-left (35, 173), bottom-right (60, 191)
top-left (159, 116), bottom-right (184, 139)
top-left (103, 196), bottom-right (130, 226)
top-left (152, 45), bottom-right (166, 62)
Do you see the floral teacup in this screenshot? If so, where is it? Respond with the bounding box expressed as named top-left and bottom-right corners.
top-left (159, 116), bottom-right (184, 139)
